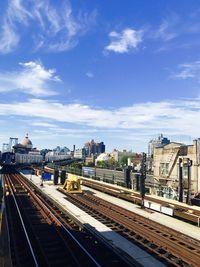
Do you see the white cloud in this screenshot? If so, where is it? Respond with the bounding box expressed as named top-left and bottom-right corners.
top-left (0, 98), bottom-right (200, 138)
top-left (172, 61), bottom-right (200, 81)
top-left (105, 28), bottom-right (143, 53)
top-left (0, 61), bottom-right (61, 96)
top-left (0, 0), bottom-right (97, 53)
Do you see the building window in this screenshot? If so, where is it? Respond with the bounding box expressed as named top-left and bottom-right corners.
top-left (160, 163), bottom-right (169, 176)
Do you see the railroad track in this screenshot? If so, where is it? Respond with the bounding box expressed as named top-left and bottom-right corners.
top-left (81, 178), bottom-right (200, 226)
top-left (58, 188), bottom-right (200, 267)
top-left (4, 173), bottom-right (134, 267)
top-left (43, 167), bottom-right (200, 225)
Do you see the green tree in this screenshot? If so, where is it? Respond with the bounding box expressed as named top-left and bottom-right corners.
top-left (87, 162), bottom-right (95, 167)
top-left (96, 160), bottom-right (107, 168)
top-left (96, 159), bottom-right (119, 169)
top-left (70, 162), bottom-right (83, 169)
top-left (107, 158), bottom-right (119, 169)
top-left (120, 156), bottom-right (128, 166)
top-left (96, 161), bottom-right (102, 168)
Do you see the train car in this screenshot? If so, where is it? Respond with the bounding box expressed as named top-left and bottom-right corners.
top-left (15, 153), bottom-right (43, 165)
top-left (45, 154), bottom-right (71, 162)
top-left (1, 152), bottom-right (15, 165)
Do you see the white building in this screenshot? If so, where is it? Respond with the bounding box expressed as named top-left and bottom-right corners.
top-left (95, 153), bottom-right (111, 165)
top-left (74, 148), bottom-right (86, 159)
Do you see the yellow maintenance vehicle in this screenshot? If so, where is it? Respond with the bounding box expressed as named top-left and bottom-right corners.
top-left (62, 173), bottom-right (82, 193)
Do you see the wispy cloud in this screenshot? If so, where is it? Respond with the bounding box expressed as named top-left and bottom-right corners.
top-left (0, 18), bottom-right (19, 53)
top-left (31, 124), bottom-right (99, 140)
top-left (0, 61), bottom-right (61, 96)
top-left (154, 20), bottom-right (177, 41)
top-left (0, 0), bottom-right (97, 53)
top-left (31, 121), bottom-right (57, 128)
top-left (153, 12), bottom-right (200, 51)
top-left (31, 121), bottom-right (98, 134)
top-left (86, 72), bottom-right (94, 78)
top-left (0, 98), bottom-right (200, 138)
top-left (153, 14), bottom-right (179, 42)
top-left (105, 12), bottom-right (200, 55)
top-left (105, 28), bottom-right (143, 54)
top-left (171, 61), bottom-right (200, 82)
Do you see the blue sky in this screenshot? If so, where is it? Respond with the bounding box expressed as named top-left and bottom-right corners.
top-left (0, 0), bottom-right (200, 152)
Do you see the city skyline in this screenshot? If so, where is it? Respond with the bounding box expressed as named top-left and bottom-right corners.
top-left (0, 0), bottom-right (200, 152)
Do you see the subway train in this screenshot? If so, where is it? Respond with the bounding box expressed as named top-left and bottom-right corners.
top-left (0, 152), bottom-right (72, 166)
top-left (0, 152), bottom-right (15, 165)
top-left (15, 153), bottom-right (43, 164)
top-left (45, 154), bottom-right (71, 162)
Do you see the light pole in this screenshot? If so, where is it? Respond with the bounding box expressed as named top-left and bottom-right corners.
top-left (186, 158), bottom-right (192, 205)
top-left (178, 158), bottom-right (183, 202)
top-left (140, 152), bottom-right (146, 209)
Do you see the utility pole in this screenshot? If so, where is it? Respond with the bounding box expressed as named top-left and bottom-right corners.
top-left (178, 158), bottom-right (183, 202)
top-left (140, 152), bottom-right (146, 208)
top-left (186, 158), bottom-right (192, 205)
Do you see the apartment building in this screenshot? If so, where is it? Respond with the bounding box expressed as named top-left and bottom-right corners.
top-left (153, 139), bottom-right (200, 198)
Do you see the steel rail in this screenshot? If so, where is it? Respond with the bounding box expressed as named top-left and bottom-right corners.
top-left (42, 166), bottom-right (200, 216)
top-left (89, 197), bottom-right (200, 266)
top-left (61, 190), bottom-right (200, 267)
top-left (4, 174), bottom-right (39, 267)
top-left (81, 179), bottom-right (200, 222)
top-left (86, 193), bottom-right (200, 248)
top-left (14, 172), bottom-right (140, 267)
top-left (9, 173), bottom-right (83, 266)
top-left (12, 173), bottom-right (102, 267)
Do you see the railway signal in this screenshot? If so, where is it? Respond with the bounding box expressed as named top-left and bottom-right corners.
top-left (179, 158), bottom-right (192, 204)
top-left (124, 166), bottom-right (131, 189)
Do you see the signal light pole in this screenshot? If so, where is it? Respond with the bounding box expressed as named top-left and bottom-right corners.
top-left (186, 158), bottom-right (192, 205)
top-left (178, 158), bottom-right (183, 202)
top-left (140, 152), bottom-right (146, 209)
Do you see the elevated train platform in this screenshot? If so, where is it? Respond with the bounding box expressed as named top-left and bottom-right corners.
top-left (20, 172), bottom-right (167, 267)
top-left (16, 171), bottom-right (200, 266)
top-left (80, 177), bottom-right (200, 226)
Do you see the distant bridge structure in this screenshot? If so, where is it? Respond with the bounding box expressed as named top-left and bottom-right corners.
top-left (2, 137), bottom-right (18, 153)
